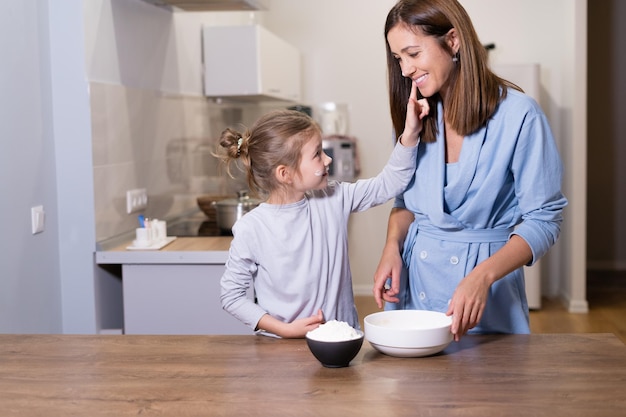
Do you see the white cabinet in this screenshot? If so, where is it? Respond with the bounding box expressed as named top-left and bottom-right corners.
top-left (141, 0), bottom-right (268, 11)
top-left (202, 25), bottom-right (301, 101)
top-left (122, 264), bottom-right (254, 335)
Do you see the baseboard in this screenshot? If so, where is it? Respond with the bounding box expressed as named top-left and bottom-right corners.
top-left (560, 293), bottom-right (589, 313)
top-left (353, 284), bottom-right (373, 297)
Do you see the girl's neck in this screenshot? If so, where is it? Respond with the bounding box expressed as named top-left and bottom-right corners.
top-left (266, 189), bottom-right (305, 205)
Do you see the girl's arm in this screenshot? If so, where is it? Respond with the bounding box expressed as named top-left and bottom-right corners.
top-left (257, 309), bottom-right (325, 338)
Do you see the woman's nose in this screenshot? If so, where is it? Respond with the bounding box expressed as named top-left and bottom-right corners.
top-left (400, 61), bottom-right (414, 78)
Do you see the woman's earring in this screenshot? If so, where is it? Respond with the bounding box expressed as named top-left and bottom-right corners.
top-left (452, 52), bottom-right (460, 63)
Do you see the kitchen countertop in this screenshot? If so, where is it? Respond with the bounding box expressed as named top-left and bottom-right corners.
top-left (95, 209), bottom-right (233, 264)
top-left (1, 333), bottom-right (624, 416)
top-left (95, 236), bottom-right (233, 264)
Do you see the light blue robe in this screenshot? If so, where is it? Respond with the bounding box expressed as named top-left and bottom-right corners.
top-left (388, 88), bottom-right (568, 334)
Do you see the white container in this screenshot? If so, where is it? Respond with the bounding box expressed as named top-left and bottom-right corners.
top-left (364, 310), bottom-right (453, 358)
top-left (133, 228), bottom-right (152, 247)
top-left (203, 25), bottom-right (301, 101)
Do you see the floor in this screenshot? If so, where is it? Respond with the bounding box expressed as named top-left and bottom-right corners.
top-left (355, 270), bottom-right (626, 344)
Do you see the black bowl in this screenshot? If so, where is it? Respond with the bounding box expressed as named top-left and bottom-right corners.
top-left (305, 332), bottom-right (364, 368)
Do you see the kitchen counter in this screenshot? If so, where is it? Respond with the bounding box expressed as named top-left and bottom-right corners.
top-left (96, 236), bottom-right (233, 264)
top-left (95, 233), bottom-right (244, 335)
top-left (1, 333), bottom-right (624, 416)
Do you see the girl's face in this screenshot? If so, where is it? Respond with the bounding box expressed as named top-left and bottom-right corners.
top-left (295, 133), bottom-right (332, 192)
top-left (387, 24), bottom-right (458, 99)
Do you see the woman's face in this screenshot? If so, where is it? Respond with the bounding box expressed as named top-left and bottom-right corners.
top-left (387, 24), bottom-right (457, 99)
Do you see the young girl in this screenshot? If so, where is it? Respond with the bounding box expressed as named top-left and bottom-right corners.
top-left (218, 96), bottom-right (426, 338)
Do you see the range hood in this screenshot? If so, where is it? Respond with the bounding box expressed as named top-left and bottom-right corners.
top-left (141, 0), bottom-right (268, 11)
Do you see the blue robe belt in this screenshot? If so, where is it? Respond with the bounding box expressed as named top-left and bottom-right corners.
top-left (402, 222), bottom-right (514, 266)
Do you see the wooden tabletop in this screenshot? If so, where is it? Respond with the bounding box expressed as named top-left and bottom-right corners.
top-left (1, 333), bottom-right (624, 416)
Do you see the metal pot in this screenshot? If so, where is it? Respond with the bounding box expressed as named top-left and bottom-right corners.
top-left (212, 190), bottom-right (261, 232)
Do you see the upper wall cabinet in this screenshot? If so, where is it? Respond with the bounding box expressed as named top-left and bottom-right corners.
top-left (141, 0), bottom-right (268, 11)
top-left (202, 25), bottom-right (301, 102)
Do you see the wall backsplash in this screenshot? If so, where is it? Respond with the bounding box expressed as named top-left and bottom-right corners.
top-left (90, 82), bottom-right (284, 242)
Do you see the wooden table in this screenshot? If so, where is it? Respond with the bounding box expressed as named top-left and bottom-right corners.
top-left (1, 334), bottom-right (624, 416)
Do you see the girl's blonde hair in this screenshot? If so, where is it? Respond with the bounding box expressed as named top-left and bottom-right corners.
top-left (384, 0), bottom-right (522, 143)
top-left (216, 110), bottom-right (321, 198)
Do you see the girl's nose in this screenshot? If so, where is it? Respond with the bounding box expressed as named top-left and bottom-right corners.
top-left (323, 152), bottom-right (332, 166)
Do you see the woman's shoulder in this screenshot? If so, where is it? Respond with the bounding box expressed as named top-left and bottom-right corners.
top-left (499, 87), bottom-right (542, 114)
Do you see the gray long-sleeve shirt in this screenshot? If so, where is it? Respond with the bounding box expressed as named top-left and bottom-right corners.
top-left (220, 141), bottom-right (417, 336)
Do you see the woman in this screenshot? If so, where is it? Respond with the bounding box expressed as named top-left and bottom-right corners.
top-left (373, 0), bottom-right (568, 341)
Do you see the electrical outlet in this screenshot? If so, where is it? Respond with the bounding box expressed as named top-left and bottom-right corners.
top-left (126, 188), bottom-right (148, 214)
top-left (31, 205), bottom-right (45, 234)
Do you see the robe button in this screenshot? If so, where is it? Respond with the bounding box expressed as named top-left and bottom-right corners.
top-left (450, 256), bottom-right (459, 265)
top-left (419, 292), bottom-right (426, 300)
top-left (420, 251), bottom-right (428, 259)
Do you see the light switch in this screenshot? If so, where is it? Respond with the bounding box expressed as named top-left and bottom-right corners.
top-left (31, 205), bottom-right (45, 234)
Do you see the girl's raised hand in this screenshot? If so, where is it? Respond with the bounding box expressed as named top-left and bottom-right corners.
top-left (401, 81), bottom-right (429, 145)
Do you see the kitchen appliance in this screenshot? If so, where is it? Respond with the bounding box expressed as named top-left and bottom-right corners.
top-left (316, 102), bottom-right (348, 135)
top-left (322, 136), bottom-right (358, 182)
top-left (166, 215), bottom-right (227, 237)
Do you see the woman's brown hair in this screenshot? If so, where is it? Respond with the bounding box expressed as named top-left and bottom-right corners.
top-left (215, 110), bottom-right (321, 198)
top-left (385, 0), bottom-right (521, 143)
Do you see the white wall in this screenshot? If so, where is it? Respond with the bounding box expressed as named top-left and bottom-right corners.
top-left (0, 1), bottom-right (62, 332)
top-left (263, 0), bottom-right (587, 312)
top-left (0, 0), bottom-right (97, 333)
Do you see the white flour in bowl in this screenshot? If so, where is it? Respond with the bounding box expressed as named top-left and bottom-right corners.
top-left (306, 320), bottom-right (361, 342)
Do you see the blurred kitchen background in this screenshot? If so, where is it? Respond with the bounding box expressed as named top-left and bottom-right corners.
top-left (2, 0), bottom-right (623, 334)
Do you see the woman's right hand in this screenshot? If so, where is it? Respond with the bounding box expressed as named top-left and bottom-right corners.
top-left (373, 208), bottom-right (415, 309)
top-left (373, 243), bottom-right (404, 308)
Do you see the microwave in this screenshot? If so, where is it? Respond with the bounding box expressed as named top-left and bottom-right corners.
top-left (322, 137), bottom-right (357, 182)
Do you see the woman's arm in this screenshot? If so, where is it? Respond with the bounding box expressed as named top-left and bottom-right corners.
top-left (372, 207), bottom-right (415, 308)
top-left (446, 234), bottom-right (532, 341)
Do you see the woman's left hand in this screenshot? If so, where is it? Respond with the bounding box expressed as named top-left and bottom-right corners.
top-left (446, 272), bottom-right (491, 341)
top-left (446, 236), bottom-right (533, 340)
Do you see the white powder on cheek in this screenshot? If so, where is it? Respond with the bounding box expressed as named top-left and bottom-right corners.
top-left (306, 320), bottom-right (361, 342)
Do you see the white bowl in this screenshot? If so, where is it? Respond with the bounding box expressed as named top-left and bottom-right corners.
top-left (364, 310), bottom-right (453, 358)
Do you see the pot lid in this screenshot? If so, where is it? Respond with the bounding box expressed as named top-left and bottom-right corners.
top-left (214, 190), bottom-right (262, 207)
